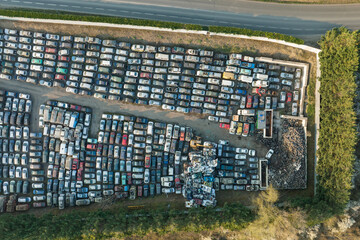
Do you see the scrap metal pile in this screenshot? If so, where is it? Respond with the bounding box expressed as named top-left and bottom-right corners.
top-left (266, 119), bottom-right (307, 189)
top-left (183, 143), bottom-right (218, 208)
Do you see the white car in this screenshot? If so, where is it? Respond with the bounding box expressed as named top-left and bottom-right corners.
top-left (236, 148), bottom-right (248, 154)
top-left (162, 104), bottom-right (176, 111)
top-left (66, 87), bottom-right (79, 94)
top-left (282, 80), bottom-right (292, 86)
top-left (235, 154), bottom-right (247, 160)
top-left (265, 149), bottom-right (274, 159)
top-left (249, 150), bottom-right (256, 156)
top-left (144, 169), bottom-right (150, 184)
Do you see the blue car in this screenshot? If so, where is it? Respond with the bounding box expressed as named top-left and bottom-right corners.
top-left (77, 187), bottom-right (89, 193)
top-left (33, 189), bottom-right (45, 195)
top-left (77, 193), bottom-right (88, 199)
top-left (240, 62), bottom-right (255, 69)
top-left (178, 94), bottom-right (191, 101)
top-left (236, 89), bottom-right (247, 95)
top-left (97, 73), bottom-right (110, 80)
top-left (47, 179), bottom-right (53, 192)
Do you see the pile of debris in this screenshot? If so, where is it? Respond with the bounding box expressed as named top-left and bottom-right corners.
top-left (257, 119), bottom-right (307, 189)
top-left (182, 143), bottom-right (218, 208)
top-left (271, 119), bottom-right (307, 189)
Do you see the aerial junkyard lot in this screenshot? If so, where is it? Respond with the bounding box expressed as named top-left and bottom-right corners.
top-left (0, 23), bottom-right (313, 213)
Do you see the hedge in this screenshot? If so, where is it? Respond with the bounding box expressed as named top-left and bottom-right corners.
top-left (317, 27), bottom-right (358, 208)
top-left (0, 8), bottom-right (304, 44)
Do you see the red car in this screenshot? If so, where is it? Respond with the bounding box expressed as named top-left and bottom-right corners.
top-left (55, 74), bottom-right (66, 81)
top-left (175, 177), bottom-right (180, 186)
top-left (70, 104), bottom-right (82, 111)
top-left (145, 155), bottom-right (151, 168)
top-left (137, 186), bottom-right (143, 197)
top-left (71, 159), bottom-right (79, 170)
top-left (140, 72), bottom-right (152, 78)
top-left (122, 134), bottom-right (128, 146)
top-left (109, 132), bottom-right (115, 144)
top-left (286, 93), bottom-right (292, 103)
top-left (205, 97), bottom-right (217, 103)
top-left (77, 162), bottom-right (84, 181)
top-left (242, 123), bottom-right (250, 137)
top-left (219, 123), bottom-right (230, 129)
top-left (179, 131), bottom-right (185, 141)
top-left (96, 144), bottom-right (103, 156)
top-left (58, 56), bottom-right (70, 61)
top-left (127, 173), bottom-right (132, 185)
top-left (246, 95), bottom-right (253, 108)
top-left (86, 144), bottom-right (97, 150)
top-left (45, 47), bottom-right (57, 54)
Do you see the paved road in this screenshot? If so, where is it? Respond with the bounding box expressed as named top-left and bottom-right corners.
top-left (1, 0), bottom-right (359, 40)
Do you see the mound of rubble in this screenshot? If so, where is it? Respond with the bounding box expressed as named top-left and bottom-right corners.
top-left (182, 145), bottom-right (218, 208)
top-left (258, 119), bottom-right (307, 189)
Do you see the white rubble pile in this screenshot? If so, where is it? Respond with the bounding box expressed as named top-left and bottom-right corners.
top-left (182, 146), bottom-right (218, 208)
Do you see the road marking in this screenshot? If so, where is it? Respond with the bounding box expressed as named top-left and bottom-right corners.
top-left (73, 6), bottom-right (81, 8)
top-left (143, 13), bottom-right (154, 16)
top-left (95, 8), bottom-right (104, 10)
top-left (35, 2), bottom-right (44, 5)
top-left (84, 6), bottom-right (93, 9)
top-left (47, 3), bottom-right (57, 6)
top-left (11, 0), bottom-right (20, 2)
top-left (23, 1), bottom-right (32, 3)
top-left (59, 4), bottom-right (68, 7)
top-left (108, 9), bottom-right (116, 12)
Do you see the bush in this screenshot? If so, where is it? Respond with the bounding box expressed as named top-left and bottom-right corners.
top-left (0, 9), bottom-right (303, 44)
top-left (317, 27), bottom-right (358, 208)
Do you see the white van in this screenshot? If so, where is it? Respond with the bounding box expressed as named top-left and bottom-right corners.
top-left (94, 86), bottom-right (108, 93)
top-left (221, 80), bottom-right (234, 87)
top-left (238, 75), bottom-right (253, 83)
top-left (100, 60), bottom-right (112, 67)
top-left (30, 65), bottom-right (43, 71)
top-left (155, 53), bottom-right (169, 61)
top-left (83, 71), bottom-right (95, 78)
top-left (80, 83), bottom-right (92, 90)
top-left (253, 73), bottom-right (268, 81)
top-left (147, 122), bottom-right (154, 135)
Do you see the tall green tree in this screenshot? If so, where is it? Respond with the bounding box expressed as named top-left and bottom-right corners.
top-left (317, 27), bottom-right (358, 208)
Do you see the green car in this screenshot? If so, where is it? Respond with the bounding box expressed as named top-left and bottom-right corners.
top-left (31, 59), bottom-right (43, 65)
top-left (2, 61), bottom-right (13, 68)
top-left (98, 67), bottom-right (110, 74)
top-left (111, 76), bottom-right (122, 83)
top-left (121, 174), bottom-right (127, 185)
top-left (56, 68), bottom-right (68, 74)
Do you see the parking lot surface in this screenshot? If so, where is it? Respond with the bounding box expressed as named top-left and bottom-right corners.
top-left (0, 27), bottom-right (308, 212)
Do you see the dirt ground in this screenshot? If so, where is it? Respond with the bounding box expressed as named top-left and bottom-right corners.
top-left (0, 19), bottom-right (318, 211)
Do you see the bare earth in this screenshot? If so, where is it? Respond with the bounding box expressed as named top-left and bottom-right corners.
top-left (0, 19), bottom-right (318, 212)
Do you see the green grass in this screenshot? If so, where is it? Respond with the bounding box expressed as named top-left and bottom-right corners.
top-left (0, 203), bottom-right (254, 240)
top-left (0, 8), bottom-right (304, 44)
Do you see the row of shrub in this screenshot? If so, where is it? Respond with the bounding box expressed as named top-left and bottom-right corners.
top-left (0, 203), bottom-right (254, 240)
top-left (0, 9), bottom-right (304, 44)
top-left (317, 27), bottom-right (358, 209)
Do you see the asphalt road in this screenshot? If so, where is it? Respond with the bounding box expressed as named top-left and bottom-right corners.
top-left (1, 0), bottom-right (359, 40)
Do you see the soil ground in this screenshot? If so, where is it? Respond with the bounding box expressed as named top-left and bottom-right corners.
top-left (0, 19), bottom-right (318, 213)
